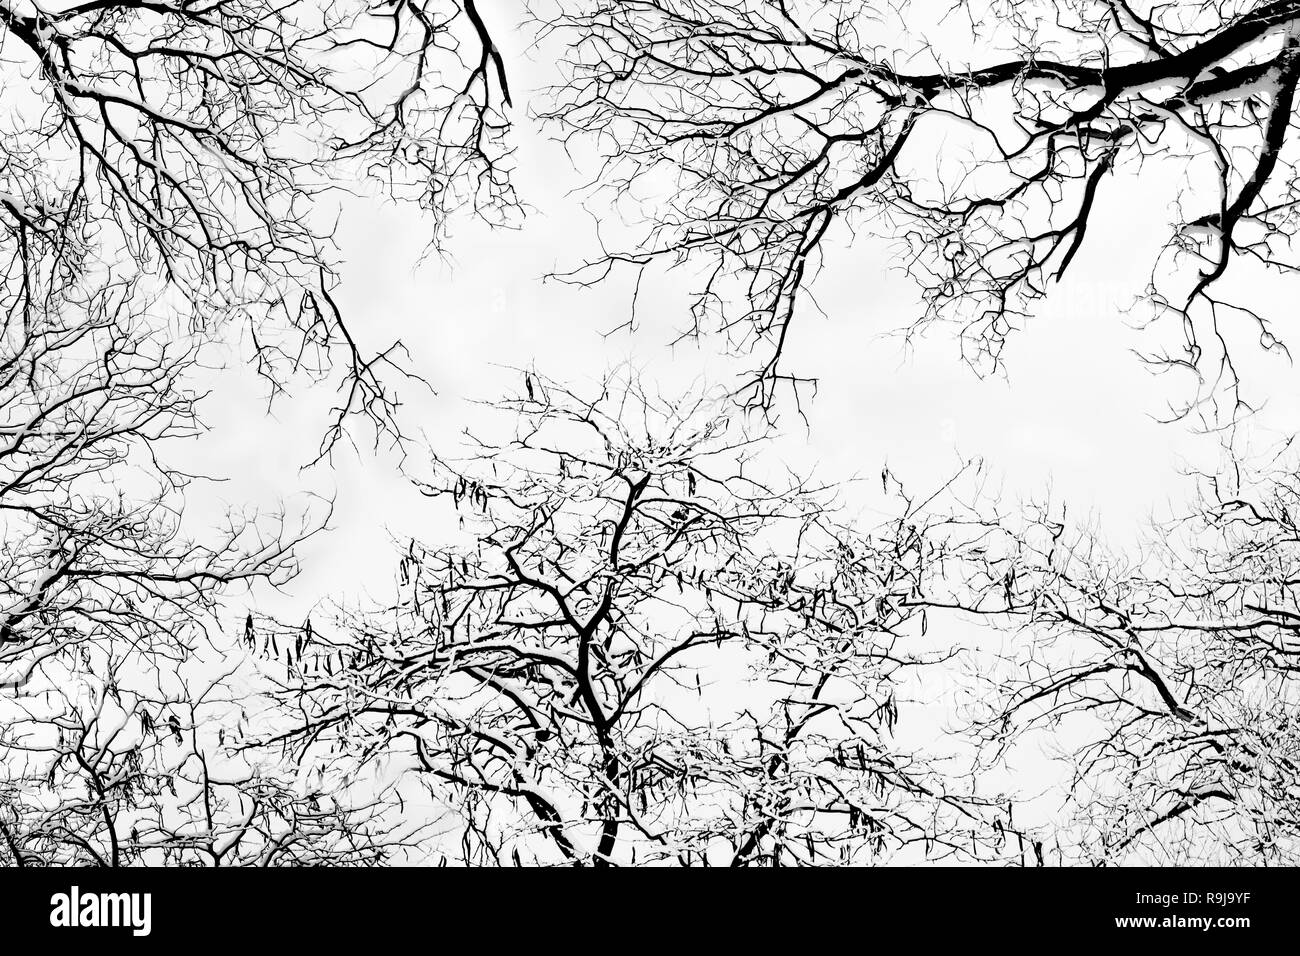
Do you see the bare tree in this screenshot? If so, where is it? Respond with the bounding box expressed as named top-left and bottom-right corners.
top-left (0, 273), bottom-right (311, 684)
top-left (0, 629), bottom-right (415, 866)
top-left (925, 454), bottom-right (1300, 864)
top-left (0, 0), bottom-right (517, 450)
top-left (263, 371), bottom-right (1018, 865)
top-left (538, 0), bottom-right (1300, 413)
top-left (0, 262), bottom-right (350, 865)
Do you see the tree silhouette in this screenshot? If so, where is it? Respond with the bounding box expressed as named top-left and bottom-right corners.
top-left (539, 0), bottom-right (1300, 413)
top-left (0, 630), bottom-right (413, 866)
top-left (0, 0), bottom-right (517, 451)
top-left (927, 455), bottom-right (1300, 864)
top-left (0, 262), bottom-right (330, 865)
top-left (269, 371), bottom-right (1018, 865)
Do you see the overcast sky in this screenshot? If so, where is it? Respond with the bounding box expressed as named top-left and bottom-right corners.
top-left (154, 1), bottom-right (1287, 637)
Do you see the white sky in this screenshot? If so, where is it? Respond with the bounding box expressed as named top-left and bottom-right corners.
top-left (105, 0), bottom-right (1300, 861)
top-left (161, 0), bottom-right (1296, 654)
